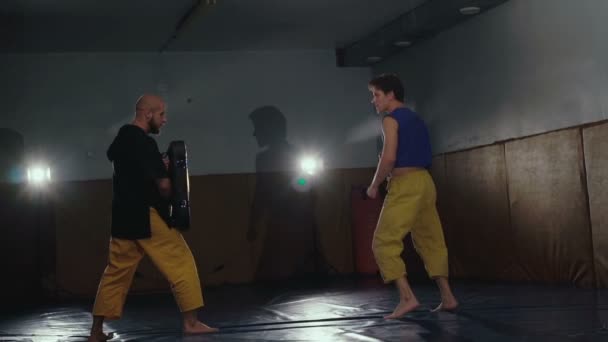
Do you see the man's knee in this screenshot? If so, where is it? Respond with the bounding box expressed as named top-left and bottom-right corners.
top-left (372, 238), bottom-right (395, 261)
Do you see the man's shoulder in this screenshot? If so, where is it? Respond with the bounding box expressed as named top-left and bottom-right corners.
top-left (118, 124), bottom-right (145, 137)
top-left (118, 125), bottom-right (157, 143)
top-left (392, 108), bottom-right (422, 124)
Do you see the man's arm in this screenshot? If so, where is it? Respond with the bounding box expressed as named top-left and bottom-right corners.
top-left (156, 177), bottom-right (172, 199)
top-left (368, 116), bottom-right (398, 198)
top-left (247, 156), bottom-right (269, 241)
top-left (156, 153), bottom-right (171, 199)
top-left (138, 137), bottom-right (172, 199)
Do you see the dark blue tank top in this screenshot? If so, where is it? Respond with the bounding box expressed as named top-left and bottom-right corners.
top-left (386, 107), bottom-right (432, 168)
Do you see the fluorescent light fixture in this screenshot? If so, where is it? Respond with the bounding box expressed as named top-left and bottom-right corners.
top-left (460, 6), bottom-right (481, 15)
top-left (366, 56), bottom-right (382, 63)
top-left (393, 40), bottom-right (412, 48)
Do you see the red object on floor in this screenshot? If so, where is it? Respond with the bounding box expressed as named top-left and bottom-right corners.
top-left (351, 186), bottom-right (383, 275)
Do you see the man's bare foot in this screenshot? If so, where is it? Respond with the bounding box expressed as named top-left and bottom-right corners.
top-left (183, 321), bottom-right (219, 335)
top-left (87, 331), bottom-right (114, 342)
top-left (431, 299), bottom-right (459, 312)
top-left (384, 298), bottom-right (420, 319)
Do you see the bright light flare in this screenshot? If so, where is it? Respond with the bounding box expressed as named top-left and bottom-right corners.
top-left (27, 165), bottom-right (52, 185)
top-left (300, 156), bottom-right (324, 176)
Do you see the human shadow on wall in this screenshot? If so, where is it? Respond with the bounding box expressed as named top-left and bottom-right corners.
top-left (246, 106), bottom-right (327, 284)
top-left (0, 128), bottom-right (25, 183)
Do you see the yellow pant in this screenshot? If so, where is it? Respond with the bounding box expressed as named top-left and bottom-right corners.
top-left (372, 170), bottom-right (448, 283)
top-left (92, 208), bottom-right (203, 320)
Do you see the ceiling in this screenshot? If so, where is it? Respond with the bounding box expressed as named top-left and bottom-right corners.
top-left (338, 0), bottom-right (510, 66)
top-left (1, 0), bottom-right (426, 52)
top-left (1, 0), bottom-right (510, 65)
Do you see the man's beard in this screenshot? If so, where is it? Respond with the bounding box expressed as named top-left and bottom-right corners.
top-left (150, 124), bottom-right (160, 135)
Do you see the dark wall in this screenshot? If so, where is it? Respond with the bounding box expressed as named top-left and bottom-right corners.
top-left (432, 123), bottom-right (608, 288)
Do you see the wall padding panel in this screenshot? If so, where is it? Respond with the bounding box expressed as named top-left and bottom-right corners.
top-left (505, 129), bottom-right (594, 287)
top-left (583, 122), bottom-right (608, 287)
top-left (444, 145), bottom-right (512, 280)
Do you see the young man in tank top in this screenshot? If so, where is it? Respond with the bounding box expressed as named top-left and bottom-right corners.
top-left (366, 74), bottom-right (458, 319)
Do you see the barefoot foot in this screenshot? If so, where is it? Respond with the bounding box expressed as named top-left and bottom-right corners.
top-left (384, 298), bottom-right (420, 319)
top-left (183, 321), bottom-right (219, 335)
top-left (431, 299), bottom-right (459, 312)
top-left (88, 331), bottom-right (114, 342)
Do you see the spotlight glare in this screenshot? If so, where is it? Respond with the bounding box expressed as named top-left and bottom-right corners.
top-left (300, 156), bottom-right (323, 176)
top-left (27, 165), bottom-right (52, 185)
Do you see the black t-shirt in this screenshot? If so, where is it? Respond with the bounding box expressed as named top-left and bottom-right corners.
top-left (107, 124), bottom-right (169, 239)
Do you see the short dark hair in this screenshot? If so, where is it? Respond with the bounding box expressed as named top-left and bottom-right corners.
top-left (368, 73), bottom-right (404, 102)
top-left (249, 105), bottom-right (287, 140)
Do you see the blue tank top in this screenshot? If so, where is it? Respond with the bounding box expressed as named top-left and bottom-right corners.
top-left (386, 107), bottom-right (432, 168)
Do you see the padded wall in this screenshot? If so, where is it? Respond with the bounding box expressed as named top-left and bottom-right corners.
top-left (444, 145), bottom-right (512, 280)
top-left (504, 129), bottom-right (594, 287)
top-left (583, 122), bottom-right (608, 287)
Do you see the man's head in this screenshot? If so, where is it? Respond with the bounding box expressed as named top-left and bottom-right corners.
top-left (134, 94), bottom-right (167, 134)
top-left (368, 73), bottom-right (404, 114)
top-left (249, 106), bottom-right (287, 148)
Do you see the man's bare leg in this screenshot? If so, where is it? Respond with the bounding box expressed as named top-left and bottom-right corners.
top-left (385, 276), bottom-right (420, 319)
top-left (432, 277), bottom-right (459, 312)
top-left (88, 316), bottom-right (114, 342)
top-left (182, 309), bottom-right (219, 334)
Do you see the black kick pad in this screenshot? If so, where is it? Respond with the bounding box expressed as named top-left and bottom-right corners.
top-left (166, 140), bottom-right (190, 230)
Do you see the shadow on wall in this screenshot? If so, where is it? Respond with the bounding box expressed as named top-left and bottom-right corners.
top-left (0, 128), bottom-right (25, 183)
top-left (246, 105), bottom-right (329, 282)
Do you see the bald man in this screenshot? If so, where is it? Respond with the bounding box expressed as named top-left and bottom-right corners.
top-left (88, 95), bottom-right (217, 341)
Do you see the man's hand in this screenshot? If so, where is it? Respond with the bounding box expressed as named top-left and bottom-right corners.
top-left (366, 185), bottom-right (378, 199)
top-left (162, 153), bottom-right (170, 171)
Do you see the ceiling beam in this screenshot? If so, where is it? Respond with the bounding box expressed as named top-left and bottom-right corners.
top-left (159, 0), bottom-right (218, 53)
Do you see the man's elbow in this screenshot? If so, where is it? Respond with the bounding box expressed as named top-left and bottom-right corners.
top-left (382, 157), bottom-right (396, 168)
